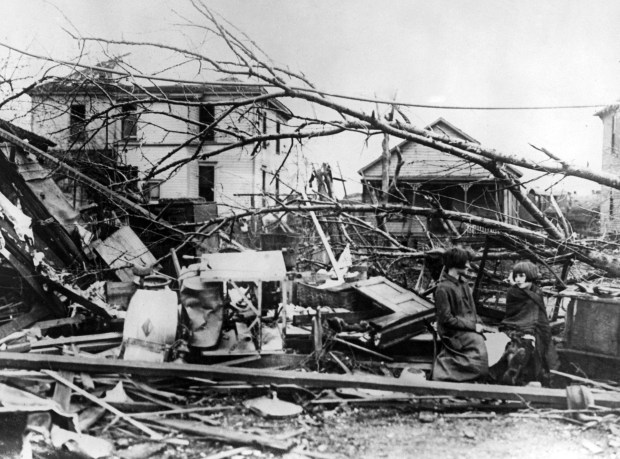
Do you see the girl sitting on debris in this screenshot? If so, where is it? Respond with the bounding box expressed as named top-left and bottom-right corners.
top-left (492, 261), bottom-right (560, 386)
top-left (433, 247), bottom-right (489, 382)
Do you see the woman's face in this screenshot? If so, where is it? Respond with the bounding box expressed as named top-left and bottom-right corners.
top-left (513, 272), bottom-right (531, 289)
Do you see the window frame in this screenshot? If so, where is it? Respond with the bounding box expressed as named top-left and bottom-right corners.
top-left (121, 103), bottom-right (139, 140)
top-left (69, 104), bottom-right (86, 142)
top-left (199, 104), bottom-right (216, 141)
top-left (199, 162), bottom-right (216, 202)
top-left (143, 179), bottom-right (162, 202)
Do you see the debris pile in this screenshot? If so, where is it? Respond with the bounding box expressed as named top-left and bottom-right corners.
top-left (0, 135), bottom-right (620, 457)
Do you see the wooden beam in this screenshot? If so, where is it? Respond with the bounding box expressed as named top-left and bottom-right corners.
top-left (301, 190), bottom-right (343, 282)
top-left (46, 281), bottom-right (112, 321)
top-left (150, 419), bottom-right (293, 452)
top-left (2, 352), bottom-right (620, 408)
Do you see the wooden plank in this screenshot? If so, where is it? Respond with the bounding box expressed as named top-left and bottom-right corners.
top-left (0, 304), bottom-right (49, 340)
top-left (3, 352), bottom-right (619, 408)
top-left (151, 418), bottom-right (293, 452)
top-left (52, 371), bottom-right (74, 412)
top-left (301, 190), bottom-right (344, 283)
top-left (47, 281), bottom-right (112, 321)
top-left (92, 226), bottom-right (158, 282)
top-left (29, 332), bottom-right (123, 349)
top-left (33, 315), bottom-right (86, 331)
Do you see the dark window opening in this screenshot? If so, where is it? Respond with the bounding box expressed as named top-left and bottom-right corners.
top-left (611, 194), bottom-right (614, 217)
top-left (199, 105), bottom-right (215, 141)
top-left (275, 176), bottom-right (280, 199)
top-left (199, 164), bottom-right (215, 201)
top-left (122, 104), bottom-right (138, 139)
top-left (275, 121), bottom-right (281, 154)
top-left (69, 104), bottom-right (86, 141)
top-left (143, 180), bottom-right (161, 201)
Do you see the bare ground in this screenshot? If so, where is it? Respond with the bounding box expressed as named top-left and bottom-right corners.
top-left (5, 399), bottom-right (618, 458)
top-left (139, 405), bottom-right (617, 459)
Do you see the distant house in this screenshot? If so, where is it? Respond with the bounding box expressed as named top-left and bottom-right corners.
top-left (29, 69), bottom-right (295, 223)
top-left (595, 104), bottom-right (620, 234)
top-left (358, 118), bottom-right (522, 243)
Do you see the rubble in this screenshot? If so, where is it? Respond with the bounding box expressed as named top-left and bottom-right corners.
top-left (1, 128), bottom-right (620, 457)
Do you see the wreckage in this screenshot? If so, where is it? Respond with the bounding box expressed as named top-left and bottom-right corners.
top-left (0, 121), bottom-right (617, 457)
top-left (0, 6), bottom-right (620, 453)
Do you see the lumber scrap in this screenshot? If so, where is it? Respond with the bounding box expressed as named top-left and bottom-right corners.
top-left (91, 226), bottom-right (159, 282)
top-left (0, 144), bottom-right (87, 267)
top-left (42, 369), bottom-right (163, 440)
top-left (301, 189), bottom-right (344, 282)
top-left (3, 353), bottom-right (620, 408)
top-left (150, 418), bottom-right (293, 452)
top-left (0, 303), bottom-right (49, 340)
top-left (47, 280), bottom-right (112, 321)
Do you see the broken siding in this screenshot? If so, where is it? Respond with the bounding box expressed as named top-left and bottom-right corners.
top-left (362, 142), bottom-right (490, 179)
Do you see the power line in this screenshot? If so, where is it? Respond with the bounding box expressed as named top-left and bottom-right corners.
top-left (0, 42), bottom-right (611, 112)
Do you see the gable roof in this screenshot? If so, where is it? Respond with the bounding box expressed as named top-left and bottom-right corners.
top-left (358, 117), bottom-right (521, 178)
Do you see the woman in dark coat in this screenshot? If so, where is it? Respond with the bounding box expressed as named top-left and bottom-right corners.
top-left (495, 261), bottom-right (560, 385)
top-left (433, 247), bottom-right (489, 382)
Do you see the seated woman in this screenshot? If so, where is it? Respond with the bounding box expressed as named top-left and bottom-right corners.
top-left (491, 261), bottom-right (560, 386)
top-left (433, 247), bottom-right (488, 382)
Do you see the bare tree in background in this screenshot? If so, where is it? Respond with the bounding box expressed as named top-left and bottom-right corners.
top-left (0, 0), bottom-right (617, 282)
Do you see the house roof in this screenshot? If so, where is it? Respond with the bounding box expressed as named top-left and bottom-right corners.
top-left (32, 75), bottom-right (293, 120)
top-left (0, 118), bottom-right (56, 151)
top-left (358, 117), bottom-right (522, 179)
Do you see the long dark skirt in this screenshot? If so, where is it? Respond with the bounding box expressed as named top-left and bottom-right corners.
top-left (433, 331), bottom-right (489, 382)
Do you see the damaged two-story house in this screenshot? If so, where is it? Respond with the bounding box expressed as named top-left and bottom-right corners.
top-left (28, 69), bottom-right (295, 228)
top-left (358, 118), bottom-right (522, 246)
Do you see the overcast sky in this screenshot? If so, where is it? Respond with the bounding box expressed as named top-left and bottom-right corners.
top-left (2, 0), bottom-right (619, 195)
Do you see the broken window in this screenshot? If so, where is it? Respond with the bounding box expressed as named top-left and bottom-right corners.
top-left (69, 104), bottom-right (86, 141)
top-left (121, 104), bottom-right (138, 140)
top-left (199, 104), bottom-right (215, 141)
top-left (143, 180), bottom-right (162, 201)
top-left (199, 163), bottom-right (215, 201)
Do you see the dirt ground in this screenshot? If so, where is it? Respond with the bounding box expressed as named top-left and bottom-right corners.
top-left (133, 405), bottom-right (618, 459)
top-left (3, 399), bottom-right (618, 458)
